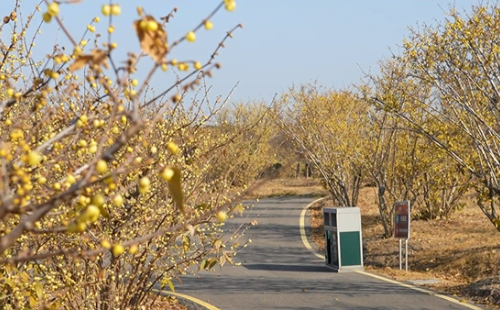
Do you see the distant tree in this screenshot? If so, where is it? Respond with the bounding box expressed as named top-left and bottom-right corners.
top-left (275, 84), bottom-right (369, 207)
top-left (373, 4), bottom-right (500, 231)
top-left (361, 58), bottom-right (470, 237)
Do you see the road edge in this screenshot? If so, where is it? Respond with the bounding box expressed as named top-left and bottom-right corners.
top-left (152, 288), bottom-right (221, 310)
top-left (298, 199), bottom-right (484, 310)
top-left (299, 197), bottom-right (326, 260)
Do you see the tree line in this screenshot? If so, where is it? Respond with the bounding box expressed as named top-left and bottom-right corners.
top-left (1, 1), bottom-right (498, 309)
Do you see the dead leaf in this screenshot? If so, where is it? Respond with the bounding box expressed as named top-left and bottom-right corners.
top-left (222, 250), bottom-right (233, 264)
top-left (187, 224), bottom-right (195, 236)
top-left (213, 239), bottom-right (222, 251)
top-left (133, 15), bottom-right (168, 63)
top-left (69, 49), bottom-right (108, 71)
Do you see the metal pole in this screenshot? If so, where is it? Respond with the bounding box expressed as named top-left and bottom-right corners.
top-left (405, 239), bottom-right (408, 272)
top-left (399, 239), bottom-right (402, 270)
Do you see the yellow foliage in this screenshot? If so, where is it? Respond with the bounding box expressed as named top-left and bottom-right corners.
top-left (0, 1), bottom-right (248, 309)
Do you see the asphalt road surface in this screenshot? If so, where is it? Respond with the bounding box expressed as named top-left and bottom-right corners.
top-left (174, 197), bottom-right (483, 310)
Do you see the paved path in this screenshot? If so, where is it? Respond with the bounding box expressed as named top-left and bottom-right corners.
top-left (174, 197), bottom-right (484, 310)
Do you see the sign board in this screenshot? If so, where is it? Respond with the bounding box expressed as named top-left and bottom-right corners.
top-left (394, 201), bottom-right (410, 239)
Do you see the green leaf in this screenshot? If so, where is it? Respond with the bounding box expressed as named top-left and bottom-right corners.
top-left (29, 296), bottom-right (36, 307)
top-left (167, 279), bottom-right (175, 292)
top-left (182, 235), bottom-right (190, 253)
top-left (35, 282), bottom-right (44, 298)
top-left (234, 203), bottom-right (244, 216)
top-left (195, 203), bottom-right (209, 211)
top-left (166, 167), bottom-right (184, 213)
top-left (200, 259), bottom-right (208, 270)
top-left (207, 258), bottom-right (218, 269)
top-left (4, 278), bottom-right (14, 288)
top-left (20, 271), bottom-right (29, 283)
top-left (160, 276), bottom-right (175, 292)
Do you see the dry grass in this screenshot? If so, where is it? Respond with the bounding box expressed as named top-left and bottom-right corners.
top-left (147, 294), bottom-right (190, 310)
top-left (309, 186), bottom-right (500, 308)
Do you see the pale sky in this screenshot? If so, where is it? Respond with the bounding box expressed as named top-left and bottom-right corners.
top-left (16, 0), bottom-right (480, 103)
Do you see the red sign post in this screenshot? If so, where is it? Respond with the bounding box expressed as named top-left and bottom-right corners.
top-left (394, 201), bottom-right (410, 272)
top-left (394, 201), bottom-right (410, 239)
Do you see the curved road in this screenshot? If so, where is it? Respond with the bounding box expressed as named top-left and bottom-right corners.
top-left (173, 197), bottom-right (484, 310)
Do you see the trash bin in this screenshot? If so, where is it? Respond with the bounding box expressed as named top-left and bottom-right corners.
top-left (324, 207), bottom-right (364, 272)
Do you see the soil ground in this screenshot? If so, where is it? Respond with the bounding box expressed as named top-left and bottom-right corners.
top-left (305, 183), bottom-right (500, 309)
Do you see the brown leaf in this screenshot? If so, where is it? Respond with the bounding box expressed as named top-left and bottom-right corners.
top-left (220, 254), bottom-right (226, 266)
top-left (187, 224), bottom-right (195, 236)
top-left (68, 49), bottom-right (108, 72)
top-left (133, 16), bottom-right (168, 63)
top-left (90, 49), bottom-right (107, 65)
top-left (68, 55), bottom-right (92, 71)
top-left (222, 250), bottom-right (233, 265)
top-left (213, 239), bottom-right (222, 251)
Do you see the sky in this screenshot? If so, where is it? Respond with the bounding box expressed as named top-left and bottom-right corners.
top-left (16, 0), bottom-right (481, 104)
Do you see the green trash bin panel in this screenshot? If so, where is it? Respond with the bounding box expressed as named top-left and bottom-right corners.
top-left (339, 231), bottom-right (361, 266)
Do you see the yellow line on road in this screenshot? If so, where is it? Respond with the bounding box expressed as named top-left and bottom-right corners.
top-left (356, 271), bottom-right (483, 310)
top-left (299, 197), bottom-right (326, 260)
top-left (152, 288), bottom-right (221, 310)
top-left (298, 199), bottom-right (484, 310)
